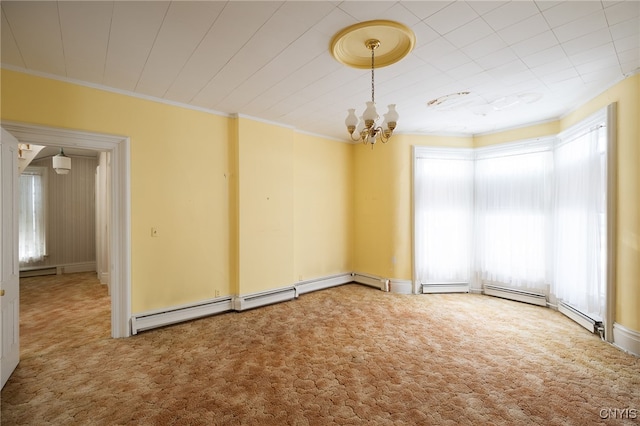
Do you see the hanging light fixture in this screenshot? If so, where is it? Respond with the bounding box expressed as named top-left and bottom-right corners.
top-left (52, 148), bottom-right (71, 175)
top-left (330, 20), bottom-right (415, 148)
top-left (344, 39), bottom-right (399, 147)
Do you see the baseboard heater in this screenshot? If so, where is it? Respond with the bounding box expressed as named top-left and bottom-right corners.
top-left (20, 267), bottom-right (57, 277)
top-left (558, 301), bottom-right (603, 336)
top-left (352, 273), bottom-right (384, 290)
top-left (131, 297), bottom-right (233, 335)
top-left (233, 286), bottom-right (297, 311)
top-left (20, 262), bottom-right (97, 278)
top-left (422, 283), bottom-right (469, 294)
top-left (483, 284), bottom-right (547, 307)
top-left (294, 273), bottom-right (353, 295)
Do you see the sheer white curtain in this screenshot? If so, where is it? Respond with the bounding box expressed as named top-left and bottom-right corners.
top-left (553, 125), bottom-right (606, 319)
top-left (415, 153), bottom-right (474, 284)
top-left (474, 148), bottom-right (553, 292)
top-left (19, 168), bottom-right (47, 264)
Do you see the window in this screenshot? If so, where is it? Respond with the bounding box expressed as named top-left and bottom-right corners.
top-left (474, 142), bottom-right (553, 292)
top-left (19, 167), bottom-right (47, 264)
top-left (552, 112), bottom-right (608, 321)
top-left (414, 148), bottom-right (474, 285)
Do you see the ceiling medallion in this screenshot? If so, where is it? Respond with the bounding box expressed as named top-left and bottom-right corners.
top-left (331, 20), bottom-right (415, 147)
top-left (330, 20), bottom-right (416, 69)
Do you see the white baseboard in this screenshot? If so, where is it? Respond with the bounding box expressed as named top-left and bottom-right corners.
top-left (353, 272), bottom-right (385, 290)
top-left (613, 322), bottom-right (640, 357)
top-left (60, 262), bottom-right (96, 274)
top-left (130, 274), bottom-right (352, 334)
top-left (389, 279), bottom-right (413, 294)
top-left (294, 273), bottom-right (353, 295)
top-left (20, 262), bottom-right (96, 277)
top-left (131, 297), bottom-right (234, 335)
top-left (422, 283), bottom-right (469, 294)
top-left (484, 284), bottom-right (546, 307)
top-left (233, 286), bottom-right (296, 311)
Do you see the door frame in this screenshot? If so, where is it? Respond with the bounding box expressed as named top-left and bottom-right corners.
top-left (2, 121), bottom-right (131, 338)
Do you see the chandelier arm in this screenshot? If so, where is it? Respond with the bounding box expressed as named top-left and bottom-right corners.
top-left (373, 126), bottom-right (389, 143)
top-left (348, 132), bottom-right (361, 142)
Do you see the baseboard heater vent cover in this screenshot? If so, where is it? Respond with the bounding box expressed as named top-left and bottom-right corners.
top-left (484, 284), bottom-right (547, 307)
top-left (558, 301), bottom-right (603, 335)
top-left (233, 287), bottom-right (296, 311)
top-left (131, 297), bottom-right (233, 335)
top-left (422, 283), bottom-right (469, 294)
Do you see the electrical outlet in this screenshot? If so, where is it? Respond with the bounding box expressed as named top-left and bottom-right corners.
top-left (151, 227), bottom-right (159, 237)
top-left (215, 289), bottom-right (220, 297)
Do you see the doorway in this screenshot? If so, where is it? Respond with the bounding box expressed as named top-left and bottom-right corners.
top-left (2, 121), bottom-right (131, 338)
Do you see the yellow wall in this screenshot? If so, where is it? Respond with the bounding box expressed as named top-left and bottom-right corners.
top-left (1, 69), bottom-right (231, 313)
top-left (0, 70), bottom-right (354, 312)
top-left (236, 118), bottom-right (295, 294)
top-left (352, 134), bottom-right (473, 280)
top-left (293, 133), bottom-right (353, 281)
top-left (473, 120), bottom-right (561, 147)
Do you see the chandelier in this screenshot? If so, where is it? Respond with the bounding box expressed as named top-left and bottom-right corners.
top-left (52, 148), bottom-right (71, 175)
top-left (344, 39), bottom-right (398, 147)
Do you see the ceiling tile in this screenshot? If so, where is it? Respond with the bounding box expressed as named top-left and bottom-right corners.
top-left (447, 60), bottom-right (485, 81)
top-left (575, 54), bottom-right (620, 75)
top-left (509, 31), bottom-right (558, 58)
top-left (401, 1), bottom-right (450, 20)
top-left (534, 1), bottom-right (566, 12)
top-left (1, 9), bottom-right (25, 68)
top-left (103, 1), bottom-right (169, 91)
top-left (430, 50), bottom-right (473, 72)
top-left (306, 6), bottom-right (355, 39)
top-left (614, 34), bottom-right (639, 55)
top-left (382, 2), bottom-right (422, 27)
top-left (336, 1), bottom-right (396, 22)
top-left (604, 0), bottom-right (640, 25)
top-left (538, 67), bottom-right (580, 85)
top-left (618, 49), bottom-right (640, 74)
top-left (414, 37), bottom-right (457, 62)
top-left (482, 1), bottom-right (540, 31)
top-left (580, 66), bottom-right (624, 83)
top-left (58, 2), bottom-right (113, 83)
top-left (135, 2), bottom-right (226, 98)
top-left (552, 11), bottom-right (608, 43)
top-left (461, 34), bottom-right (508, 60)
top-left (2, 1), bottom-right (65, 75)
top-left (163, 1), bottom-right (280, 104)
top-left (521, 45), bottom-right (568, 69)
top-left (468, 1), bottom-right (504, 15)
top-left (410, 21), bottom-right (442, 47)
top-left (562, 29), bottom-right (613, 57)
top-left (609, 18), bottom-right (640, 41)
top-left (541, 1), bottom-right (603, 28)
top-left (530, 57), bottom-right (574, 78)
top-left (424, 2), bottom-right (479, 35)
top-left (497, 14), bottom-right (550, 45)
top-left (569, 43), bottom-right (618, 66)
top-left (445, 18), bottom-right (494, 48)
top-left (474, 48), bottom-right (520, 71)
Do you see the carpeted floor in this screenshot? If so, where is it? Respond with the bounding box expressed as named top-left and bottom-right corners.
top-left (1, 272), bottom-right (639, 425)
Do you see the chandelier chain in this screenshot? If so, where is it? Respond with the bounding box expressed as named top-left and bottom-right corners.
top-left (371, 46), bottom-right (375, 103)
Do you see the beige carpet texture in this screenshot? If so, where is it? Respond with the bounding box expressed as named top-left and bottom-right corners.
top-left (1, 272), bottom-right (639, 425)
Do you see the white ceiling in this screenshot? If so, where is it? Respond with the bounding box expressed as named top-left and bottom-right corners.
top-left (2, 1), bottom-right (639, 141)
